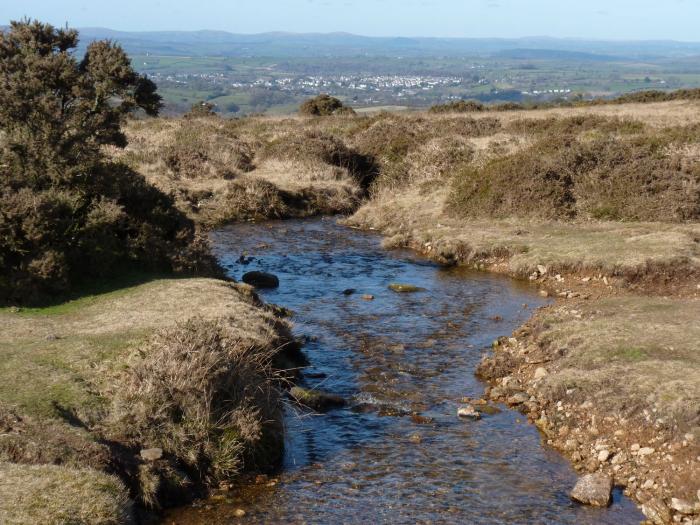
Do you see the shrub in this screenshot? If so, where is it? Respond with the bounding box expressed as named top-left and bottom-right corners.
top-left (0, 20), bottom-right (219, 304)
top-left (448, 126), bottom-right (700, 222)
top-left (185, 101), bottom-right (218, 118)
top-left (299, 94), bottom-right (355, 116)
top-left (163, 121), bottom-right (255, 179)
top-left (429, 100), bottom-right (485, 113)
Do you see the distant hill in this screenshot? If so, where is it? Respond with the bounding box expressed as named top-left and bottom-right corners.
top-left (64, 28), bottom-right (700, 59)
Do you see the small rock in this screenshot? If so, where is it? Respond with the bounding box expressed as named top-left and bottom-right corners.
top-left (233, 508), bottom-right (246, 518)
top-left (570, 473), bottom-right (613, 507)
top-left (457, 405), bottom-right (481, 420)
top-left (45, 334), bottom-right (59, 341)
top-left (342, 288), bottom-right (356, 296)
top-left (242, 271), bottom-right (279, 289)
top-left (140, 448), bottom-right (163, 462)
top-left (631, 443), bottom-right (641, 452)
top-left (642, 479), bottom-right (655, 490)
top-left (537, 265), bottom-right (548, 275)
top-left (539, 290), bottom-right (549, 298)
top-left (642, 499), bottom-right (672, 525)
top-left (533, 367), bottom-right (548, 380)
top-left (597, 450), bottom-right (610, 462)
top-left (638, 447), bottom-right (655, 456)
top-left (388, 283), bottom-right (425, 293)
top-left (361, 294), bottom-right (375, 301)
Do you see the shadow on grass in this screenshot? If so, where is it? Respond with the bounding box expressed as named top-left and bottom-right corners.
top-left (3, 271), bottom-right (185, 314)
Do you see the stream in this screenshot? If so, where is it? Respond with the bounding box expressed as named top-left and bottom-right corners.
top-left (166, 217), bottom-right (643, 524)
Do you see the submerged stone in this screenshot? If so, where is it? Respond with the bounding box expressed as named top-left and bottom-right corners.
top-left (290, 386), bottom-right (345, 411)
top-left (388, 283), bottom-right (425, 293)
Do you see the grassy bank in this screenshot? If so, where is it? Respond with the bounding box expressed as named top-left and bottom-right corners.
top-left (0, 277), bottom-right (295, 522)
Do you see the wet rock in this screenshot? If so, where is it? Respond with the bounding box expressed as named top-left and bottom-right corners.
top-left (342, 288), bottom-right (356, 296)
top-left (361, 294), bottom-right (375, 301)
top-left (242, 271), bottom-right (279, 288)
top-left (476, 404), bottom-right (502, 416)
top-left (539, 290), bottom-right (549, 298)
top-left (642, 498), bottom-right (672, 525)
top-left (457, 405), bottom-right (481, 420)
top-left (140, 448), bottom-right (163, 462)
top-left (388, 283), bottom-right (425, 293)
top-left (289, 386), bottom-right (345, 411)
top-left (570, 473), bottom-right (613, 507)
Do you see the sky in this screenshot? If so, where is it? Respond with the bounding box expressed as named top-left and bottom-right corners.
top-left (2, 0), bottom-right (699, 41)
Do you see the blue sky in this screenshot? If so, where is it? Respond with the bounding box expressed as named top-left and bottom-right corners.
top-left (2, 0), bottom-right (698, 41)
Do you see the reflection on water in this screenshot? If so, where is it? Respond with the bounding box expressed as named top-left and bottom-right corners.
top-left (166, 217), bottom-right (643, 524)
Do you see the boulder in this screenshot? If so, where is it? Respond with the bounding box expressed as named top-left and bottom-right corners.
top-left (242, 271), bottom-right (279, 288)
top-left (570, 473), bottom-right (613, 507)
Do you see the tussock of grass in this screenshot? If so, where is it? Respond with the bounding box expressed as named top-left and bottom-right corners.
top-left (108, 318), bottom-right (284, 487)
top-left (0, 462), bottom-right (134, 525)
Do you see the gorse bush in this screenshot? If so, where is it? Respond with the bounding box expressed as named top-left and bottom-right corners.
top-left (429, 100), bottom-right (485, 113)
top-left (0, 20), bottom-right (219, 303)
top-left (448, 126), bottom-right (700, 222)
top-left (299, 94), bottom-right (356, 116)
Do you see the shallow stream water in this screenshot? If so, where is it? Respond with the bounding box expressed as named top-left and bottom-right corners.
top-left (166, 217), bottom-right (643, 524)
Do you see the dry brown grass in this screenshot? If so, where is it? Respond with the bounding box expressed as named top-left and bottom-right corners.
top-left (0, 462), bottom-right (134, 524)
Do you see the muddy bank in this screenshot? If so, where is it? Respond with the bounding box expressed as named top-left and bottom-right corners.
top-left (344, 207), bottom-right (700, 524)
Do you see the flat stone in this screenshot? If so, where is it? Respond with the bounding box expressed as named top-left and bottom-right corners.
top-left (140, 448), bottom-right (163, 461)
top-left (457, 405), bottom-right (481, 420)
top-left (570, 473), bottom-right (613, 507)
top-left (242, 271), bottom-right (279, 288)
